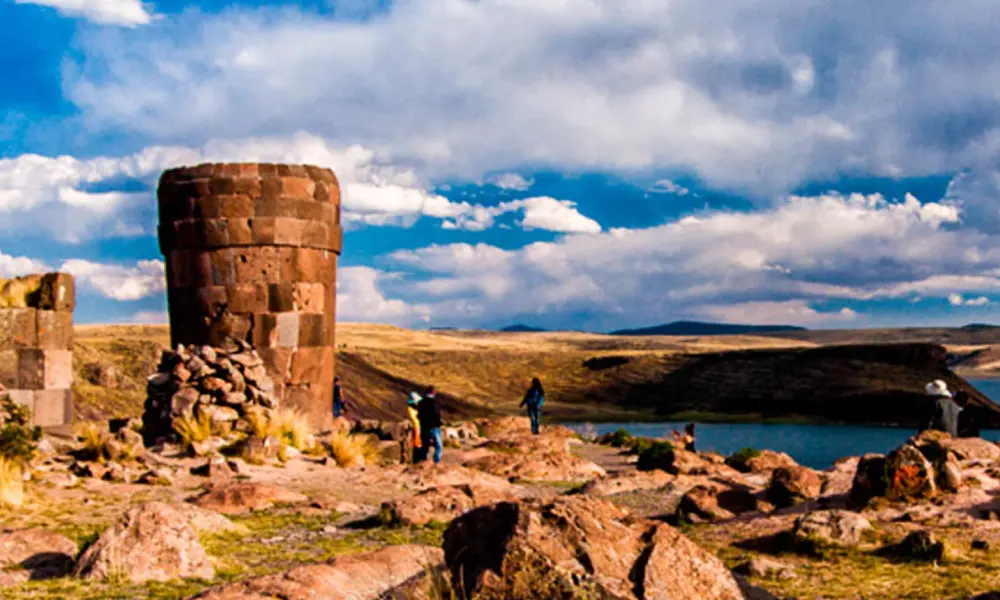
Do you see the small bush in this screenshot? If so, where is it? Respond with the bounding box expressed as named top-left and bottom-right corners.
top-left (327, 432), bottom-right (379, 467)
top-left (627, 437), bottom-right (656, 456)
top-left (596, 429), bottom-right (633, 448)
top-left (726, 447), bottom-right (762, 472)
top-left (270, 408), bottom-right (314, 451)
top-left (0, 395), bottom-right (41, 466)
top-left (244, 407), bottom-right (271, 439)
top-left (636, 441), bottom-right (676, 472)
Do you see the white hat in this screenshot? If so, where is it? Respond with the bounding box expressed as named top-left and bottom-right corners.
top-left (408, 392), bottom-right (422, 403)
top-left (925, 380), bottom-right (952, 398)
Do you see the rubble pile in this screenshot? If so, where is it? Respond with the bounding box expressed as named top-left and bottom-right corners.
top-left (143, 342), bottom-right (279, 446)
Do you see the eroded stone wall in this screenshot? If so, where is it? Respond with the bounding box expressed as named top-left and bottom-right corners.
top-left (157, 163), bottom-right (342, 429)
top-left (0, 273), bottom-right (75, 427)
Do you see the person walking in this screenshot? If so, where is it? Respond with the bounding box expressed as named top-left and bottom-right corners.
top-left (922, 379), bottom-right (962, 436)
top-left (520, 378), bottom-right (545, 435)
top-left (416, 386), bottom-right (444, 463)
top-left (332, 376), bottom-right (346, 418)
top-left (407, 391), bottom-right (423, 462)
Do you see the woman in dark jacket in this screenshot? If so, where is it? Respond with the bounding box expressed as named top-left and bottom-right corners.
top-left (520, 378), bottom-right (545, 435)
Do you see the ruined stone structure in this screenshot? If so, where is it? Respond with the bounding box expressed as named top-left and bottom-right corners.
top-left (0, 273), bottom-right (75, 427)
top-left (157, 163), bottom-right (342, 429)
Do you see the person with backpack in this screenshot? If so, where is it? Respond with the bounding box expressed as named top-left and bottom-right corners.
top-left (520, 378), bottom-right (545, 435)
top-left (416, 386), bottom-right (444, 463)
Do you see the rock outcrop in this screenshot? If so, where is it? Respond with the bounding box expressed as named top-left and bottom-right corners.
top-left (793, 510), bottom-right (873, 546)
top-left (382, 483), bottom-right (519, 527)
top-left (190, 481), bottom-right (308, 515)
top-left (0, 529), bottom-right (77, 585)
top-left (188, 545), bottom-right (444, 600)
top-left (579, 469), bottom-right (674, 497)
top-left (767, 466), bottom-right (822, 508)
top-left (443, 496), bottom-right (774, 599)
top-left (73, 502), bottom-right (219, 582)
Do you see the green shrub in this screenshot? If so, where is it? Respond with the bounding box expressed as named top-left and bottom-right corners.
top-left (627, 436), bottom-right (656, 456)
top-left (725, 447), bottom-right (761, 472)
top-left (636, 441), bottom-right (675, 472)
top-left (596, 428), bottom-right (633, 448)
top-left (0, 394), bottom-right (41, 466)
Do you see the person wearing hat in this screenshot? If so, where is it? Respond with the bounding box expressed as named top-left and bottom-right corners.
top-left (921, 379), bottom-right (962, 436)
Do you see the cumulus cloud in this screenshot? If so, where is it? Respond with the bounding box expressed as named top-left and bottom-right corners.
top-left (947, 293), bottom-right (990, 307)
top-left (380, 192), bottom-right (999, 329)
top-left (649, 179), bottom-right (691, 196)
top-left (487, 173), bottom-right (534, 191)
top-left (15, 0), bottom-right (153, 26)
top-left (501, 197), bottom-right (602, 234)
top-left (60, 0), bottom-right (1000, 194)
top-left (336, 266), bottom-right (431, 324)
top-left (0, 252), bottom-right (51, 278)
top-left (61, 258), bottom-right (165, 301)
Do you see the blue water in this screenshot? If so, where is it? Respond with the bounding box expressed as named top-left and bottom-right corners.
top-left (566, 378), bottom-right (1000, 470)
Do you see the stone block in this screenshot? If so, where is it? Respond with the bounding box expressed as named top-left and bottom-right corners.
top-left (191, 252), bottom-right (214, 287)
top-left (226, 284), bottom-right (269, 314)
top-left (268, 283), bottom-right (295, 312)
top-left (251, 313), bottom-right (277, 348)
top-left (17, 349), bottom-right (72, 389)
top-left (234, 247), bottom-right (279, 283)
top-left (289, 347), bottom-right (334, 384)
top-left (0, 308), bottom-right (37, 348)
top-left (195, 286), bottom-right (228, 314)
top-left (173, 219), bottom-right (200, 249)
top-left (208, 177), bottom-right (237, 195)
top-left (292, 282), bottom-right (324, 313)
top-left (273, 217), bottom-right (304, 246)
top-left (292, 248), bottom-right (330, 282)
top-left (259, 178), bottom-right (283, 204)
top-left (257, 347), bottom-right (293, 381)
top-left (32, 388), bottom-right (72, 427)
top-left (275, 312), bottom-right (300, 348)
top-left (298, 313), bottom-right (325, 347)
top-left (192, 195), bottom-right (224, 219)
top-left (305, 165), bottom-right (337, 184)
top-left (231, 178), bottom-right (262, 197)
top-left (296, 199), bottom-right (325, 221)
top-left (36, 310), bottom-right (73, 349)
top-left (301, 221), bottom-right (329, 248)
top-left (280, 176), bottom-right (316, 197)
top-left (217, 195), bottom-right (254, 219)
top-left (201, 219), bottom-right (230, 248)
top-left (0, 349), bottom-right (17, 388)
top-left (6, 389), bottom-right (32, 409)
top-left (250, 217), bottom-right (278, 244)
top-left (227, 219), bottom-right (254, 246)
top-left (168, 251), bottom-right (193, 288)
top-left (208, 249), bottom-right (238, 285)
top-left (327, 225), bottom-right (343, 253)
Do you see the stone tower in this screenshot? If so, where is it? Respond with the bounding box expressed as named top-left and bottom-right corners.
top-left (157, 163), bottom-right (341, 429)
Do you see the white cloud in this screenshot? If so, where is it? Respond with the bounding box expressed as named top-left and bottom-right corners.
top-left (948, 293), bottom-right (965, 306)
top-left (487, 173), bottom-right (534, 191)
top-left (966, 296), bottom-right (991, 307)
top-left (61, 258), bottom-right (165, 301)
top-left (947, 293), bottom-right (990, 307)
top-left (500, 197), bottom-right (602, 234)
top-left (0, 252), bottom-right (51, 278)
top-left (336, 266), bottom-right (431, 324)
top-left (15, 0), bottom-right (153, 26)
top-left (61, 0), bottom-right (1000, 195)
top-left (649, 179), bottom-right (691, 196)
top-left (697, 300), bottom-right (859, 326)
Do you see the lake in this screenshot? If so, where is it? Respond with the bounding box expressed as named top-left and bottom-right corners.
top-left (566, 378), bottom-right (1000, 470)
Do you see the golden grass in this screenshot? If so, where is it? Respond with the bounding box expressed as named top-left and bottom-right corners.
top-left (326, 431), bottom-right (379, 467)
top-left (173, 411), bottom-right (213, 446)
top-left (269, 408), bottom-right (314, 451)
top-left (0, 457), bottom-right (24, 508)
top-left (75, 421), bottom-right (110, 461)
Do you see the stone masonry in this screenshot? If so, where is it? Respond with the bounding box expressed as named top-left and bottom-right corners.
top-left (157, 163), bottom-right (342, 430)
top-left (0, 273), bottom-right (75, 427)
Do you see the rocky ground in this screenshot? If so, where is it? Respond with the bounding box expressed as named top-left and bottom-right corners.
top-left (3, 414), bottom-right (1000, 599)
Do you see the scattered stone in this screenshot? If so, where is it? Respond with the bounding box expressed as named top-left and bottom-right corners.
top-left (190, 456), bottom-right (237, 480)
top-left (793, 510), bottom-right (873, 546)
top-left (43, 472), bottom-right (79, 488)
top-left (677, 485), bottom-right (759, 523)
top-left (70, 461), bottom-right (96, 478)
top-left (190, 481), bottom-right (308, 515)
top-left (382, 483), bottom-right (518, 527)
top-left (885, 530), bottom-right (946, 561)
top-left (73, 503), bottom-right (216, 583)
top-left (443, 495), bottom-right (766, 600)
top-left (101, 462), bottom-right (129, 484)
top-left (136, 469), bottom-right (173, 486)
top-left (733, 556), bottom-right (796, 580)
top-left (187, 545), bottom-right (444, 600)
top-left (0, 529), bottom-right (77, 585)
top-left (768, 466), bottom-right (822, 508)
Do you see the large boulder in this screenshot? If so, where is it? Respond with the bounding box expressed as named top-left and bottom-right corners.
top-left (465, 450), bottom-right (606, 483)
top-left (73, 503), bottom-right (218, 582)
top-left (767, 466), bottom-right (822, 508)
top-left (188, 545), bottom-right (444, 600)
top-left (382, 483), bottom-right (519, 527)
top-left (677, 485), bottom-right (760, 523)
top-left (820, 457), bottom-right (860, 501)
top-left (943, 437), bottom-right (1000, 461)
top-left (443, 496), bottom-right (772, 599)
top-left (849, 454), bottom-right (888, 506)
top-left (190, 481), bottom-right (308, 515)
top-left (885, 443), bottom-right (937, 499)
top-left (0, 529), bottom-right (77, 585)
top-left (728, 450), bottom-right (797, 474)
top-left (793, 509), bottom-right (873, 547)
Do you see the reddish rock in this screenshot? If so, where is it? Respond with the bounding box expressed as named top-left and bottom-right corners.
top-left (74, 503), bottom-right (216, 583)
top-left (191, 481), bottom-right (308, 515)
top-left (188, 545), bottom-right (443, 600)
top-left (944, 437), bottom-right (1000, 461)
top-left (443, 496), bottom-right (771, 600)
top-left (465, 450), bottom-right (605, 482)
top-left (885, 444), bottom-right (937, 500)
top-left (677, 485), bottom-right (759, 523)
top-left (743, 450), bottom-right (798, 473)
top-left (0, 529), bottom-right (77, 585)
top-left (767, 466), bottom-right (822, 508)
top-left (383, 483), bottom-right (518, 527)
top-left (580, 469), bottom-right (674, 497)
top-left (793, 509), bottom-right (873, 546)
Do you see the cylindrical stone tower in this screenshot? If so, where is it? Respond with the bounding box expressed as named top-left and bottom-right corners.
top-left (157, 163), bottom-right (342, 429)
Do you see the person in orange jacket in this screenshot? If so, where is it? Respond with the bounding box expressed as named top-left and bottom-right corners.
top-left (407, 391), bottom-right (423, 460)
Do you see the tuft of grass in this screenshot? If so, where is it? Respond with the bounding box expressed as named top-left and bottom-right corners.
top-left (725, 447), bottom-right (762, 472)
top-left (0, 457), bottom-right (24, 508)
top-left (269, 408), bottom-right (314, 451)
top-left (243, 407), bottom-right (271, 439)
top-left (173, 411), bottom-right (213, 446)
top-left (327, 431), bottom-right (379, 467)
top-left (75, 421), bottom-right (110, 461)
top-left (596, 428), bottom-right (634, 448)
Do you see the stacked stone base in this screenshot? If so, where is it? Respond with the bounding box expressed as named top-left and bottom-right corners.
top-left (0, 274), bottom-right (75, 427)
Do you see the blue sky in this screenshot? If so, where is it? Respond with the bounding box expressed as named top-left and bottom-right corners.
top-left (4, 0), bottom-right (1000, 331)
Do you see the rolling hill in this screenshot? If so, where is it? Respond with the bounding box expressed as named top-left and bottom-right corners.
top-left (611, 321), bottom-right (807, 336)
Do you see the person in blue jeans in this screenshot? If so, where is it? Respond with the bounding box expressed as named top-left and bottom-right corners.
top-left (417, 385), bottom-right (444, 463)
top-left (520, 378), bottom-right (545, 435)
top-left (332, 376), bottom-right (346, 418)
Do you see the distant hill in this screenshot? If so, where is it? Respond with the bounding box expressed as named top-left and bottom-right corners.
top-left (611, 320), bottom-right (807, 336)
top-left (500, 324), bottom-right (547, 333)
